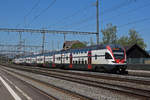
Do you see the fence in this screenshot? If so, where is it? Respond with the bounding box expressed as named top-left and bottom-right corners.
top-left (127, 58), bottom-right (150, 70)
top-left (127, 58), bottom-right (150, 64)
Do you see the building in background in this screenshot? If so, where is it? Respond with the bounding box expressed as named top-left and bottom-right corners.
top-left (124, 44), bottom-right (150, 64)
top-left (63, 40), bottom-right (83, 50)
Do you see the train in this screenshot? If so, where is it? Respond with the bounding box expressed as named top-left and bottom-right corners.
top-left (13, 44), bottom-right (127, 74)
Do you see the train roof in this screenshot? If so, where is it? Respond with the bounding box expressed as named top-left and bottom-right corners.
top-left (17, 44), bottom-right (123, 58)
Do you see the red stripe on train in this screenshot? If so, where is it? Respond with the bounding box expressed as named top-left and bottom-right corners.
top-left (88, 51), bottom-right (92, 69)
top-left (69, 53), bottom-right (73, 68)
top-left (52, 55), bottom-right (56, 67)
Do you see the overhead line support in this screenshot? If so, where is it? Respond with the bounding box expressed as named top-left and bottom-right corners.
top-left (0, 28), bottom-right (97, 35)
top-left (96, 0), bottom-right (100, 44)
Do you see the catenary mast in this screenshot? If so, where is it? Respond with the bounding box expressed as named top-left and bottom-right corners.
top-left (96, 0), bottom-right (100, 44)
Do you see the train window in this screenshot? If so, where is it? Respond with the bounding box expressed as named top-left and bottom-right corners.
top-left (58, 57), bottom-right (61, 60)
top-left (82, 60), bottom-right (84, 64)
top-left (78, 61), bottom-right (80, 64)
top-left (95, 55), bottom-right (97, 60)
top-left (105, 53), bottom-right (112, 59)
top-left (85, 60), bottom-right (87, 64)
top-left (66, 56), bottom-right (68, 60)
top-left (76, 61), bottom-right (78, 64)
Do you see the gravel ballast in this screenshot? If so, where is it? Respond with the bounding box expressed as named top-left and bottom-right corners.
top-left (1, 66), bottom-right (144, 100)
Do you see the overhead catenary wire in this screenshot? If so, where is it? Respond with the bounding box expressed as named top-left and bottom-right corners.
top-left (103, 1), bottom-right (150, 22)
top-left (48, 0), bottom-right (136, 31)
top-left (74, 0), bottom-right (137, 33)
top-left (46, 2), bottom-right (94, 29)
top-left (50, 15), bottom-right (96, 30)
top-left (24, 0), bottom-right (40, 19)
top-left (31, 0), bottom-right (56, 24)
top-left (75, 22), bottom-right (96, 32)
top-left (135, 20), bottom-right (150, 32)
top-left (118, 17), bottom-right (150, 28)
top-left (14, 0), bottom-right (40, 28)
top-left (101, 0), bottom-right (135, 15)
top-left (24, 0), bottom-right (40, 27)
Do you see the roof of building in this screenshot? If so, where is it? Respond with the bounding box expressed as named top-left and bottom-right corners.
top-left (124, 44), bottom-right (150, 58)
top-left (63, 40), bottom-right (81, 49)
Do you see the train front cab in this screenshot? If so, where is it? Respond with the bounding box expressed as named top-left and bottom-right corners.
top-left (105, 45), bottom-right (127, 74)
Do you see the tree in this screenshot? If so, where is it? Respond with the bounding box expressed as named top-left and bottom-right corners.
top-left (101, 23), bottom-right (147, 49)
top-left (117, 29), bottom-right (146, 49)
top-left (117, 36), bottom-right (129, 47)
top-left (71, 42), bottom-right (86, 49)
top-left (82, 41), bottom-right (89, 46)
top-left (128, 29), bottom-right (146, 49)
top-left (101, 23), bottom-right (117, 44)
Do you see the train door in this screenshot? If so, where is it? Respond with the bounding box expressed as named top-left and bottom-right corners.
top-left (88, 51), bottom-right (92, 69)
top-left (43, 55), bottom-right (46, 67)
top-left (69, 53), bottom-right (73, 68)
top-left (52, 55), bottom-right (55, 67)
top-left (63, 53), bottom-right (65, 63)
top-left (61, 53), bottom-right (62, 64)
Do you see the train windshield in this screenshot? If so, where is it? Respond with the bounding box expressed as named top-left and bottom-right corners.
top-left (113, 49), bottom-right (124, 59)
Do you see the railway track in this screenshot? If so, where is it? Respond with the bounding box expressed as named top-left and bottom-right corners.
top-left (1, 66), bottom-right (93, 100)
top-left (1, 64), bottom-right (150, 99)
top-left (127, 70), bottom-right (150, 78)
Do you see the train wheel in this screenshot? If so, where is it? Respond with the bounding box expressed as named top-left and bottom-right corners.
top-left (112, 68), bottom-right (121, 74)
top-left (116, 68), bottom-right (127, 74)
top-left (116, 69), bottom-right (121, 74)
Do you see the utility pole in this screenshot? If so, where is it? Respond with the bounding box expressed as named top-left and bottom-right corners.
top-left (23, 39), bottom-right (26, 56)
top-left (42, 32), bottom-right (45, 54)
top-left (64, 33), bottom-right (66, 42)
top-left (52, 40), bottom-right (54, 51)
top-left (90, 37), bottom-right (94, 46)
top-left (57, 41), bottom-right (60, 50)
top-left (19, 32), bottom-right (22, 46)
top-left (18, 32), bottom-right (22, 53)
top-left (96, 0), bottom-right (100, 45)
top-left (42, 31), bottom-right (46, 64)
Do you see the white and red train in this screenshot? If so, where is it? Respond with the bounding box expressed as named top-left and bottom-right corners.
top-left (13, 44), bottom-right (127, 74)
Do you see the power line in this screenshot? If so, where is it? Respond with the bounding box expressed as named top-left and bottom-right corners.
top-left (75, 22), bottom-right (96, 31)
top-left (118, 17), bottom-right (150, 28)
top-left (24, 0), bottom-right (40, 19)
top-left (31, 0), bottom-right (56, 23)
top-left (63, 0), bottom-right (136, 31)
top-left (103, 1), bottom-right (150, 22)
top-left (50, 15), bottom-right (96, 30)
top-left (15, 0), bottom-right (40, 28)
top-left (101, 0), bottom-right (135, 15)
top-left (72, 0), bottom-right (137, 32)
top-left (46, 2), bottom-right (94, 29)
top-left (136, 21), bottom-right (150, 32)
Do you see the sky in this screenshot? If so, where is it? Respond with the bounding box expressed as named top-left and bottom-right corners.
top-left (0, 0), bottom-right (150, 52)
